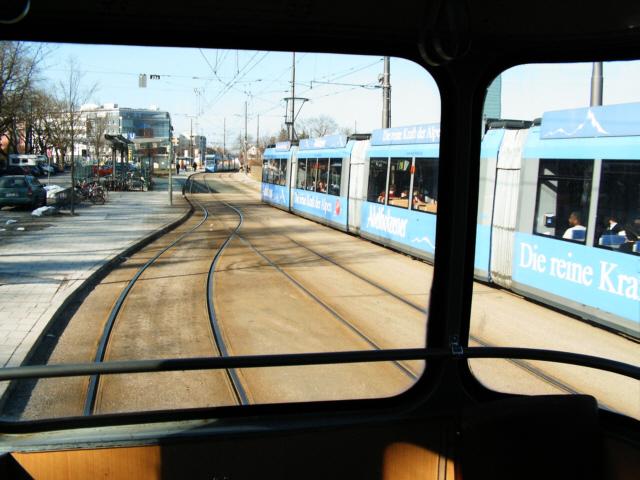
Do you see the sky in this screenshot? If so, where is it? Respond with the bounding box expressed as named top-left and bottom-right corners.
top-left (33, 42), bottom-right (640, 149)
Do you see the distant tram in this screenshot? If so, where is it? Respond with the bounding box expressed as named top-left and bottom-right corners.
top-left (205, 154), bottom-right (240, 173)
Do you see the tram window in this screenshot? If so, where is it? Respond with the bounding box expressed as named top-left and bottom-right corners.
top-left (411, 157), bottom-right (438, 214)
top-left (534, 159), bottom-right (593, 243)
top-left (471, 62), bottom-right (640, 422)
top-left (367, 158), bottom-right (389, 204)
top-left (279, 159), bottom-right (288, 186)
top-left (328, 158), bottom-right (342, 196)
top-left (388, 158), bottom-right (411, 209)
top-left (316, 159), bottom-right (328, 193)
top-left (270, 159), bottom-right (278, 184)
top-left (596, 160), bottom-right (640, 254)
top-left (274, 159), bottom-right (282, 185)
top-left (262, 160), bottom-right (268, 182)
top-left (306, 158), bottom-right (318, 191)
top-left (296, 159), bottom-right (307, 189)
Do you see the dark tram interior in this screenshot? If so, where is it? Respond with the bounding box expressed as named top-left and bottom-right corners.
top-left (0, 0), bottom-right (638, 478)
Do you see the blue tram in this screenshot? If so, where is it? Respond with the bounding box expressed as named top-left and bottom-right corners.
top-left (261, 103), bottom-right (640, 338)
top-left (205, 154), bottom-right (240, 172)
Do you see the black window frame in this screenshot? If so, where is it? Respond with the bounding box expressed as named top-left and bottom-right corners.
top-left (533, 158), bottom-right (593, 244)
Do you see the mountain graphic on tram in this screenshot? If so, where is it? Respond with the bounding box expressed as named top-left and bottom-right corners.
top-left (261, 103), bottom-right (640, 339)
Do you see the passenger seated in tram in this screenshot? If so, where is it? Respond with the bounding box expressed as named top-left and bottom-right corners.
top-left (412, 191), bottom-right (438, 213)
top-left (378, 184), bottom-right (397, 204)
top-left (619, 225), bottom-right (640, 255)
top-left (598, 214), bottom-right (627, 248)
top-left (562, 211), bottom-right (586, 240)
top-left (317, 181), bottom-right (327, 193)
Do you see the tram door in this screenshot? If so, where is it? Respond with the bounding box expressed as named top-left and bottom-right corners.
top-left (490, 129), bottom-right (529, 288)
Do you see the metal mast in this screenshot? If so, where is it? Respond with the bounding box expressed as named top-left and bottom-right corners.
top-left (590, 62), bottom-right (603, 106)
top-left (382, 56), bottom-right (391, 128)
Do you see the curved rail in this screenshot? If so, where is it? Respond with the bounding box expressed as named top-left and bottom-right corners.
top-left (202, 175), bottom-right (250, 405)
top-left (218, 179), bottom-right (623, 400)
top-left (207, 189), bottom-right (418, 381)
top-left (83, 195), bottom-right (210, 415)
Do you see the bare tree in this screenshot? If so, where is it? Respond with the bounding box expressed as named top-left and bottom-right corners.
top-left (85, 113), bottom-right (109, 165)
top-left (298, 115), bottom-right (339, 138)
top-left (0, 42), bottom-right (44, 163)
top-left (57, 57), bottom-right (97, 214)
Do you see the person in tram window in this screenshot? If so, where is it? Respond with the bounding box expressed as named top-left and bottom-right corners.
top-left (562, 211), bottom-right (586, 240)
top-left (604, 214), bottom-right (625, 235)
top-left (388, 184), bottom-right (397, 198)
top-left (618, 225), bottom-right (639, 255)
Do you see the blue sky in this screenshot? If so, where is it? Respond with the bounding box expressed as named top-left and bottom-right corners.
top-left (36, 43), bottom-right (640, 148)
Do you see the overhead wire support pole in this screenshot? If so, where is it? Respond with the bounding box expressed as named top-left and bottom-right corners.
top-left (590, 62), bottom-right (603, 107)
top-left (382, 56), bottom-right (391, 128)
top-left (168, 129), bottom-right (173, 206)
top-left (244, 101), bottom-right (248, 172)
top-left (290, 52), bottom-right (296, 141)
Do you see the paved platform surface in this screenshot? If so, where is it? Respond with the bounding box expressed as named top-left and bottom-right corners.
top-left (0, 189), bottom-right (189, 380)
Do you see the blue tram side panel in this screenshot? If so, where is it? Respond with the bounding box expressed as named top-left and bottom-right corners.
top-left (360, 124), bottom-right (441, 259)
top-left (513, 103), bottom-right (640, 336)
top-left (292, 135), bottom-right (351, 229)
top-left (262, 141), bottom-right (293, 210)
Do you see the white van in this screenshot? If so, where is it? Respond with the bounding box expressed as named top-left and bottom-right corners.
top-left (8, 154), bottom-right (38, 167)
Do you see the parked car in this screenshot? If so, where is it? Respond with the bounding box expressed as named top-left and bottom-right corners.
top-left (0, 175), bottom-right (46, 209)
top-left (98, 165), bottom-right (113, 176)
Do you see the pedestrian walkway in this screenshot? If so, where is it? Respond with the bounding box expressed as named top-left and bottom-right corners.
top-left (0, 191), bottom-right (189, 385)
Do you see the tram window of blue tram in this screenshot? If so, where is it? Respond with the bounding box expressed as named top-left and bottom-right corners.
top-left (266, 159), bottom-right (273, 184)
top-left (328, 158), bottom-right (342, 196)
top-left (262, 159), bottom-right (268, 182)
top-left (279, 159), bottom-right (287, 186)
top-left (275, 159), bottom-right (281, 184)
top-left (534, 159), bottom-right (593, 243)
top-left (388, 158), bottom-right (411, 209)
top-left (316, 159), bottom-right (329, 193)
top-left (306, 159), bottom-right (318, 191)
top-left (412, 157), bottom-right (439, 214)
top-left (596, 160), bottom-right (640, 254)
top-left (367, 158), bottom-right (389, 204)
top-left (297, 159), bottom-right (307, 189)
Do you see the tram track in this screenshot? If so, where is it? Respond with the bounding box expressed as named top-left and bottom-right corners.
top-left (83, 200), bottom-right (210, 414)
top-left (206, 174), bottom-right (616, 406)
top-left (201, 174), bottom-right (419, 381)
top-left (83, 175), bottom-right (245, 415)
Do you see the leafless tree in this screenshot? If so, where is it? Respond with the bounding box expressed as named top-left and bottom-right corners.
top-left (85, 113), bottom-right (109, 165)
top-left (0, 41), bottom-right (45, 162)
top-left (56, 57), bottom-right (98, 214)
top-left (298, 115), bottom-right (339, 138)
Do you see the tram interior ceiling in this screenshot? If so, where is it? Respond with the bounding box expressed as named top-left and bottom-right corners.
top-left (0, 0), bottom-right (639, 479)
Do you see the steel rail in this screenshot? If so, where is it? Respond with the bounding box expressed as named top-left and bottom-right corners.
top-left (1, 348), bottom-right (637, 382)
top-left (218, 198), bottom-right (419, 381)
top-left (222, 183), bottom-right (614, 399)
top-left (83, 190), bottom-right (210, 416)
top-left (202, 175), bottom-right (251, 405)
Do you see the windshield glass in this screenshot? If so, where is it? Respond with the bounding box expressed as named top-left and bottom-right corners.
top-left (0, 42), bottom-right (441, 421)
